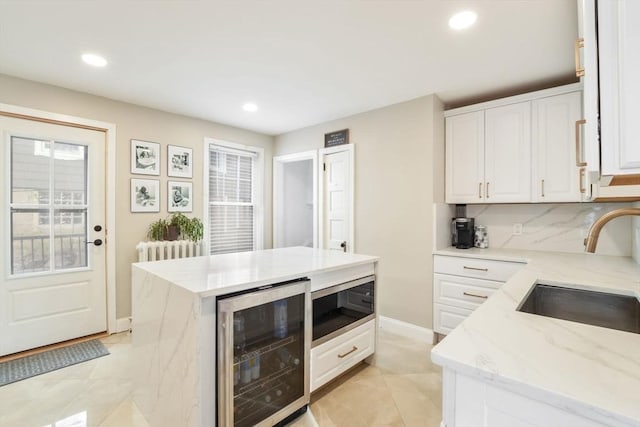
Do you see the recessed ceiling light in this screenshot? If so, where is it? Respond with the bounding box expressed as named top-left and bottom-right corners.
top-left (243, 103), bottom-right (258, 112)
top-left (81, 53), bottom-right (107, 67)
top-left (449, 11), bottom-right (477, 30)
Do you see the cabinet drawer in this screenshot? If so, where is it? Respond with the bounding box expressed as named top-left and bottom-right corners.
top-left (434, 273), bottom-right (501, 310)
top-left (434, 303), bottom-right (472, 335)
top-left (434, 255), bottom-right (523, 282)
top-left (310, 319), bottom-right (375, 392)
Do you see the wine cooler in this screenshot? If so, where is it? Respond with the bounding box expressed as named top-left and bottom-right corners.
top-left (217, 278), bottom-right (311, 426)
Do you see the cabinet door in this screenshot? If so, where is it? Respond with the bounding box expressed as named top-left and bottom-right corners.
top-left (599, 0), bottom-right (640, 176)
top-left (532, 92), bottom-right (583, 202)
top-left (445, 111), bottom-right (485, 203)
top-left (484, 103), bottom-right (532, 203)
top-left (577, 0), bottom-right (600, 197)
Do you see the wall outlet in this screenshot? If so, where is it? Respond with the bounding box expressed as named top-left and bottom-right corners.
top-left (513, 223), bottom-right (523, 236)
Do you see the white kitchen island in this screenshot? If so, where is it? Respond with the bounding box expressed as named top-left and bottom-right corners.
top-left (431, 248), bottom-right (640, 427)
top-left (131, 246), bottom-right (378, 427)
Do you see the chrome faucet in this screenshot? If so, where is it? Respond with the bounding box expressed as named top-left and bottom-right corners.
top-left (584, 207), bottom-right (640, 253)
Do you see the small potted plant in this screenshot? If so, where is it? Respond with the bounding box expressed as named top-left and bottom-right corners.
top-left (147, 218), bottom-right (169, 241)
top-left (169, 213), bottom-right (204, 242)
top-left (147, 214), bottom-right (203, 242)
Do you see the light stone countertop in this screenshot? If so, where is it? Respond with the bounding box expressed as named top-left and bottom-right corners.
top-left (132, 246), bottom-right (378, 298)
top-left (432, 247), bottom-right (640, 426)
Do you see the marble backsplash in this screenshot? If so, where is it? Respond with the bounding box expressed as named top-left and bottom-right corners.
top-left (435, 202), bottom-right (634, 257)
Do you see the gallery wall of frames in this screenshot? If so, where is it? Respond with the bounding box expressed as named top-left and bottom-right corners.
top-left (129, 139), bottom-right (193, 213)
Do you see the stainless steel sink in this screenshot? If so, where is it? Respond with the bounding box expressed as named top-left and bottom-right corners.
top-left (517, 283), bottom-right (640, 334)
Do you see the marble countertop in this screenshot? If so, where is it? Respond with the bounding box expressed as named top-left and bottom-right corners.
top-left (431, 247), bottom-right (640, 425)
top-left (132, 246), bottom-right (378, 298)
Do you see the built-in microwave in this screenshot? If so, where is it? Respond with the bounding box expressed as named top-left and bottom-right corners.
top-left (311, 275), bottom-right (375, 347)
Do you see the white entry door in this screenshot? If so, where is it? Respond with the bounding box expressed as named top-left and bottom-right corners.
top-left (0, 115), bottom-right (107, 356)
top-left (321, 147), bottom-right (353, 252)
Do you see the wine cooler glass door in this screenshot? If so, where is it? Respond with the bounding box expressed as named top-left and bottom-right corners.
top-left (218, 280), bottom-right (310, 427)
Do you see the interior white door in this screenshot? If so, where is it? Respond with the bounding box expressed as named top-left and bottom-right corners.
top-left (322, 150), bottom-right (351, 252)
top-left (0, 115), bottom-right (107, 356)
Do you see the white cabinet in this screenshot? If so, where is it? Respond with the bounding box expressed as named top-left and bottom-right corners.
top-left (446, 104), bottom-right (530, 204)
top-left (310, 319), bottom-right (375, 392)
top-left (442, 370), bottom-right (608, 427)
top-left (445, 85), bottom-right (583, 204)
top-left (433, 255), bottom-right (524, 336)
top-left (578, 0), bottom-right (640, 200)
top-left (484, 103), bottom-right (532, 203)
top-left (598, 0), bottom-right (640, 177)
top-left (532, 92), bottom-right (583, 202)
top-left (445, 111), bottom-right (485, 203)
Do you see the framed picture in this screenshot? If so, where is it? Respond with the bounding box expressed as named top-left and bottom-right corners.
top-left (131, 179), bottom-right (160, 212)
top-left (167, 145), bottom-right (193, 178)
top-left (168, 180), bottom-right (193, 212)
top-left (131, 139), bottom-right (160, 175)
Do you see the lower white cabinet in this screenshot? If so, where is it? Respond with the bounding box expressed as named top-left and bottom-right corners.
top-left (442, 370), bottom-right (612, 427)
top-left (310, 319), bottom-right (375, 392)
top-left (433, 304), bottom-right (472, 335)
top-left (433, 255), bottom-right (524, 336)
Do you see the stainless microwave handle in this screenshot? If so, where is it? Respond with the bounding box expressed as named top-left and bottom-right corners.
top-left (311, 275), bottom-right (375, 300)
top-left (217, 309), bottom-right (234, 426)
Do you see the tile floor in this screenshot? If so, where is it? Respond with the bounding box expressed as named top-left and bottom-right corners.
top-left (0, 330), bottom-right (442, 427)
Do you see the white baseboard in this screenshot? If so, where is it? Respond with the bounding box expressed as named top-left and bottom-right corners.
top-left (378, 315), bottom-right (434, 344)
top-left (115, 317), bottom-right (132, 333)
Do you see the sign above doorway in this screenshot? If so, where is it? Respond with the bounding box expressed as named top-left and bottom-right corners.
top-left (324, 128), bottom-right (349, 147)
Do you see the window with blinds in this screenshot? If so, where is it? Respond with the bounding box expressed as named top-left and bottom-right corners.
top-left (208, 145), bottom-right (257, 254)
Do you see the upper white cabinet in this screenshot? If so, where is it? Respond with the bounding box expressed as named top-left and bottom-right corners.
top-left (597, 0), bottom-right (640, 176)
top-left (532, 91), bottom-right (583, 202)
top-left (445, 111), bottom-right (485, 202)
top-left (445, 85), bottom-right (582, 204)
top-left (446, 104), bottom-right (531, 204)
top-left (484, 103), bottom-right (531, 203)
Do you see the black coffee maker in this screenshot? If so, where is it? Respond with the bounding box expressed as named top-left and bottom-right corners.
top-left (452, 217), bottom-right (475, 249)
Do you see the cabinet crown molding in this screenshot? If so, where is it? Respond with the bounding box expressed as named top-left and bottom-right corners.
top-left (444, 82), bottom-right (583, 117)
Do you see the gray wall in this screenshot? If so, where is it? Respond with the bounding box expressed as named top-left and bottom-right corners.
top-left (276, 95), bottom-right (445, 330)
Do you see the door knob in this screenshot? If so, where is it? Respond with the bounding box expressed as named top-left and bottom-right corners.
top-left (94, 225), bottom-right (102, 232)
top-left (340, 241), bottom-right (347, 252)
top-left (87, 239), bottom-right (103, 246)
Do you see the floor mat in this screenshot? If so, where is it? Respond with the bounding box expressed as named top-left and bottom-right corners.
top-left (0, 339), bottom-right (110, 386)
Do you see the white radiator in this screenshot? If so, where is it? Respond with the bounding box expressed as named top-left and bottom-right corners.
top-left (136, 240), bottom-right (205, 262)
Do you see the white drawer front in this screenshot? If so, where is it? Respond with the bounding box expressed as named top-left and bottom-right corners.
top-left (310, 319), bottom-right (375, 392)
top-left (434, 255), bottom-right (524, 282)
top-left (434, 303), bottom-right (472, 335)
top-left (434, 273), bottom-right (501, 310)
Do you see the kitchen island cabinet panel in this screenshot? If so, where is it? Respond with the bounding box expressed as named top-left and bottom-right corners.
top-left (131, 247), bottom-right (378, 427)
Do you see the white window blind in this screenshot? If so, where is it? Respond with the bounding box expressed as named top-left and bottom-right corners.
top-left (208, 145), bottom-right (256, 254)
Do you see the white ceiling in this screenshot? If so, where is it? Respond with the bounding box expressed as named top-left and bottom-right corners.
top-left (0, 1), bottom-right (578, 135)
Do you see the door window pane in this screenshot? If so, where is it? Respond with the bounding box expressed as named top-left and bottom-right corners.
top-left (11, 210), bottom-right (50, 274)
top-left (11, 137), bottom-right (50, 204)
top-left (54, 210), bottom-right (87, 269)
top-left (54, 142), bottom-right (87, 205)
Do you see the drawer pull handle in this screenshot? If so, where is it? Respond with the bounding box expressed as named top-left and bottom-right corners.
top-left (463, 266), bottom-right (488, 272)
top-left (463, 292), bottom-right (488, 299)
top-left (338, 346), bottom-right (358, 358)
